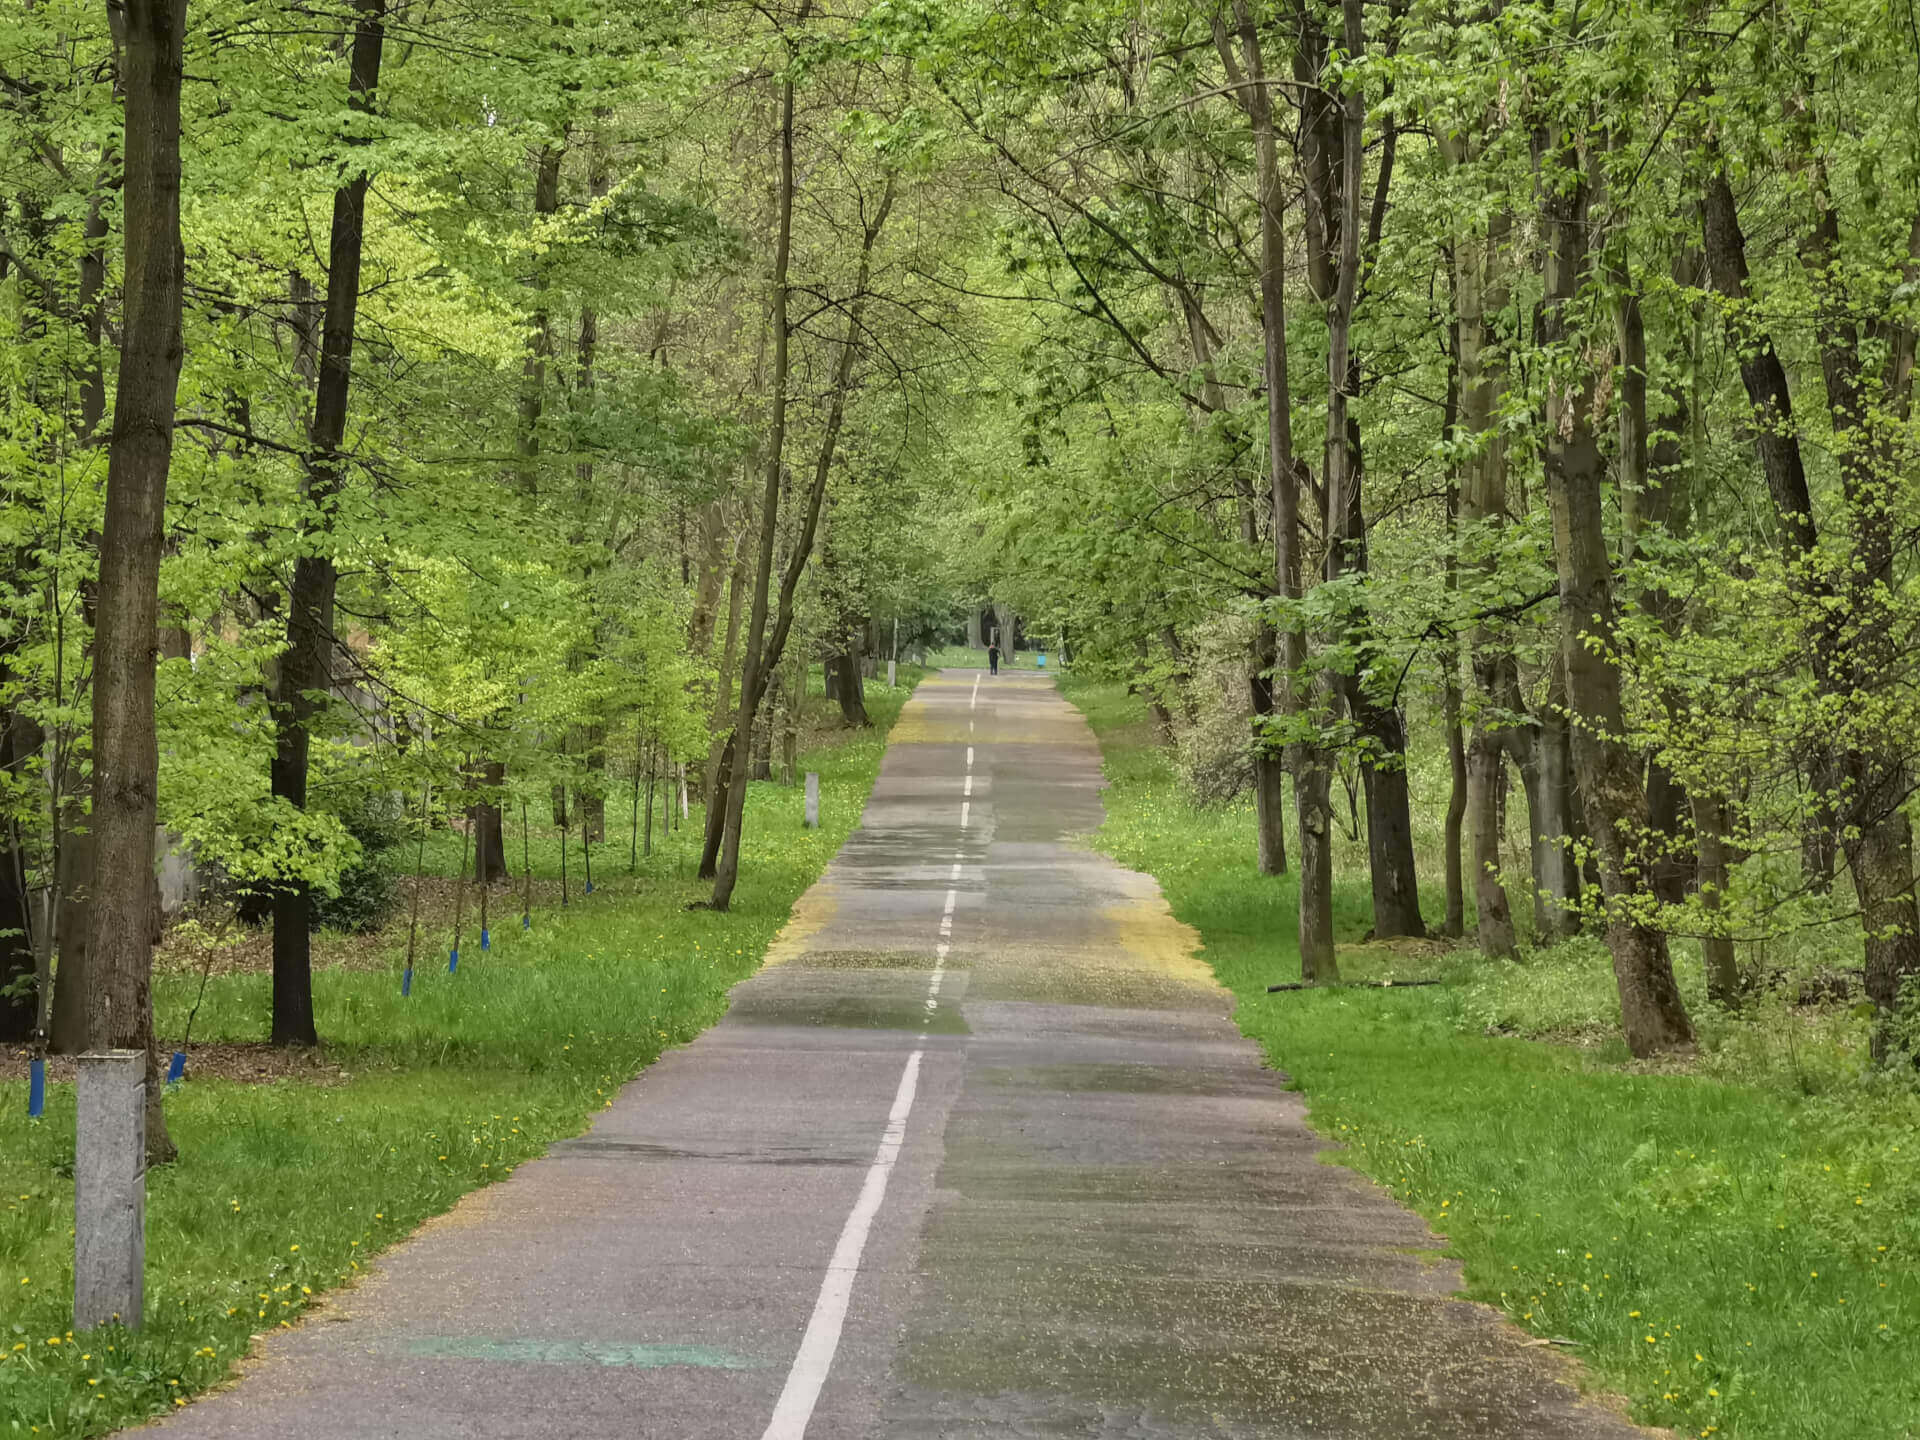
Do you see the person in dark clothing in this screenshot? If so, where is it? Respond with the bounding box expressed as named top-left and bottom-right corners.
top-left (987, 641), bottom-right (1001, 675)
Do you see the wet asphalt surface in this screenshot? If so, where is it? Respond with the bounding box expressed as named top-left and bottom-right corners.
top-left (144, 671), bottom-right (1648, 1439)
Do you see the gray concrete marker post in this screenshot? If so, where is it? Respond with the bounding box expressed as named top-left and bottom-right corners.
top-left (75, 1050), bottom-right (145, 1330)
top-left (886, 659), bottom-right (896, 688)
top-left (804, 772), bottom-right (820, 829)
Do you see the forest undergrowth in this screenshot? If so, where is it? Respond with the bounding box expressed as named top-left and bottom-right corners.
top-left (1065, 675), bottom-right (1919, 1440)
top-left (0, 672), bottom-right (920, 1439)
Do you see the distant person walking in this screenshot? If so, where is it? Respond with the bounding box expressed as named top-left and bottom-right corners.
top-left (988, 641), bottom-right (1001, 675)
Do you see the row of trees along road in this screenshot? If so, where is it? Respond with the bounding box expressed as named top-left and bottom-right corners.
top-left (0, 0), bottom-right (965, 1161)
top-left (889, 0), bottom-right (1920, 1061)
top-left (9, 0), bottom-right (1920, 1165)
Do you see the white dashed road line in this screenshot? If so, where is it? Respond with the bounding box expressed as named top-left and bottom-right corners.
top-left (761, 676), bottom-right (977, 1439)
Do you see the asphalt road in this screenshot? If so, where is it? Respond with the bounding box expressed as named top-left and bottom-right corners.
top-left (148, 670), bottom-right (1646, 1439)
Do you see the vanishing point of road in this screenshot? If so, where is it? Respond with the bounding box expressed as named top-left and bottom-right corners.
top-left (150, 670), bottom-right (1645, 1439)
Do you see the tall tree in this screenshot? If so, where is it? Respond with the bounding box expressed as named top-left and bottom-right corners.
top-left (87, 0), bottom-right (190, 1160)
top-left (269, 0), bottom-right (387, 1047)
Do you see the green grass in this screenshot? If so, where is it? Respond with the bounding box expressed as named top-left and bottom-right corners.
top-left (1060, 675), bottom-right (1920, 1440)
top-left (0, 671), bottom-right (922, 1438)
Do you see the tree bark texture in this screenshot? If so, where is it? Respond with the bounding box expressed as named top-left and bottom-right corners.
top-left (269, 0), bottom-right (385, 1049)
top-left (88, 0), bottom-right (191, 1161)
top-left (1542, 147), bottom-right (1693, 1057)
top-left (1220, 1), bottom-right (1334, 978)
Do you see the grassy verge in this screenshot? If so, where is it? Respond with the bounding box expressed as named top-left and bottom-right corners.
top-left (1061, 675), bottom-right (1918, 1440)
top-left (0, 670), bottom-right (921, 1438)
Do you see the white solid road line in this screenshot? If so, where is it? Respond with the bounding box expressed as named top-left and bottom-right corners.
top-left (759, 1050), bottom-right (926, 1440)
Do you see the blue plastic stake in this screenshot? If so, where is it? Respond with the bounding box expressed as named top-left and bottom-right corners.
top-left (585, 882), bottom-right (594, 895)
top-left (167, 1051), bottom-right (186, 1084)
top-left (401, 965), bottom-right (413, 997)
top-left (27, 1058), bottom-right (45, 1118)
top-left (522, 913), bottom-right (530, 931)
top-left (448, 947), bottom-right (459, 974)
top-left (480, 927), bottom-right (490, 952)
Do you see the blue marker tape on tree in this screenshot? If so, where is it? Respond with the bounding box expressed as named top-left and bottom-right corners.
top-left (523, 913), bottom-right (530, 930)
top-left (402, 965), bottom-right (413, 997)
top-left (27, 1057), bottom-right (45, 1118)
top-left (167, 1051), bottom-right (186, 1084)
top-left (480, 927), bottom-right (490, 951)
top-left (448, 948), bottom-right (459, 974)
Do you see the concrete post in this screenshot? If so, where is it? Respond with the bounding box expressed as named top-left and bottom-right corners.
top-left (804, 772), bottom-right (820, 829)
top-left (886, 659), bottom-right (897, 688)
top-left (75, 1050), bottom-right (145, 1330)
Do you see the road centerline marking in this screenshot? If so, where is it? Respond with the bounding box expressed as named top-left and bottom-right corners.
top-left (759, 1050), bottom-right (925, 1440)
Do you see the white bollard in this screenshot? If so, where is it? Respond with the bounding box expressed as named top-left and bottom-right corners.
top-left (804, 772), bottom-right (820, 829)
top-left (886, 659), bottom-right (897, 688)
top-left (75, 1051), bottom-right (145, 1331)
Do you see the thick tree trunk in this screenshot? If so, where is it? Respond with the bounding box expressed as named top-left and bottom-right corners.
top-left (833, 645), bottom-right (869, 727)
top-left (1294, 744), bottom-right (1338, 982)
top-left (89, 0), bottom-right (190, 1162)
top-left (1356, 703), bottom-right (1424, 937)
top-left (1465, 726), bottom-right (1514, 956)
top-left (46, 165), bottom-right (117, 1056)
top-left (1542, 149), bottom-right (1692, 1057)
top-left (270, 0), bottom-right (384, 1049)
top-left (471, 759), bottom-right (508, 883)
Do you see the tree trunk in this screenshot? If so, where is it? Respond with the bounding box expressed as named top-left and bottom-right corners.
top-left (1219, 1), bottom-right (1335, 979)
top-left (471, 759), bottom-right (508, 883)
top-left (833, 644), bottom-right (869, 727)
top-left (1441, 673), bottom-right (1467, 939)
top-left (1519, 660), bottom-right (1580, 943)
top-left (46, 162), bottom-right (117, 1056)
top-left (577, 723), bottom-right (606, 843)
top-left (702, 525), bottom-right (748, 819)
top-left (269, 0), bottom-right (385, 1049)
top-left (0, 701), bottom-right (34, 1041)
top-left (1541, 145), bottom-right (1692, 1057)
top-left (1693, 790), bottom-right (1740, 1007)
top-left (1465, 726), bottom-right (1514, 956)
top-left (88, 0), bottom-right (190, 1163)
top-left (513, 144), bottom-right (565, 495)
top-left (709, 157), bottom-right (897, 909)
top-left (1705, 155), bottom-right (1920, 1053)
